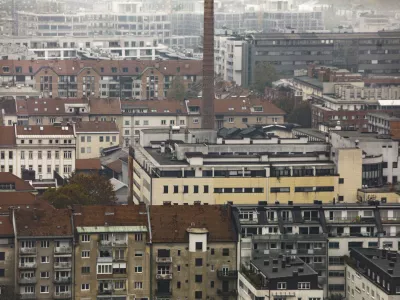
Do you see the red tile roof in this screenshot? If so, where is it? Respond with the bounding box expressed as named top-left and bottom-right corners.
top-left (73, 205), bottom-right (148, 227)
top-left (89, 98), bottom-right (121, 115)
top-left (0, 60), bottom-right (202, 77)
top-left (16, 125), bottom-right (74, 135)
top-left (15, 208), bottom-right (72, 237)
top-left (75, 158), bottom-right (102, 170)
top-left (17, 98), bottom-right (89, 116)
top-left (0, 192), bottom-right (54, 213)
top-left (150, 205), bottom-right (236, 243)
top-left (105, 160), bottom-right (123, 173)
top-left (121, 99), bottom-right (187, 115)
top-left (0, 173), bottom-right (35, 191)
top-left (75, 121), bottom-right (119, 133)
top-left (0, 215), bottom-right (13, 236)
top-left (0, 126), bottom-right (16, 146)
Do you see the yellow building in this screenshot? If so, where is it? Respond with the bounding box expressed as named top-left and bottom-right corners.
top-left (132, 134), bottom-right (362, 205)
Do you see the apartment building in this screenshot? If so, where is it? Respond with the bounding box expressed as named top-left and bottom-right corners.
top-left (264, 11), bottom-right (324, 32)
top-left (75, 121), bottom-right (120, 159)
top-left (0, 124), bottom-right (76, 180)
top-left (73, 205), bottom-right (150, 300)
top-left (368, 112), bottom-right (400, 136)
top-left (150, 205), bottom-right (237, 299)
top-left (0, 35), bottom-right (165, 60)
top-left (233, 202), bottom-right (400, 298)
top-left (244, 32), bottom-right (400, 85)
top-left (346, 248), bottom-right (400, 300)
top-left (132, 128), bottom-right (361, 205)
top-left (0, 60), bottom-right (202, 100)
top-left (14, 208), bottom-right (73, 300)
top-left (0, 215), bottom-right (15, 295)
top-left (239, 255), bottom-right (324, 300)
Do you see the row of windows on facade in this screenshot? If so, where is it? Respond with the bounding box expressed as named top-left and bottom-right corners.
top-left (80, 135), bottom-right (117, 143)
top-left (348, 270), bottom-right (396, 294)
top-left (328, 241), bottom-right (397, 249)
top-left (19, 150), bottom-right (73, 160)
top-left (19, 139), bottom-right (73, 145)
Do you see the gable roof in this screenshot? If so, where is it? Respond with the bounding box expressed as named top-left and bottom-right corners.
top-left (75, 158), bottom-right (102, 170)
top-left (105, 159), bottom-right (123, 174)
top-left (15, 208), bottom-right (72, 237)
top-left (17, 98), bottom-right (89, 116)
top-left (75, 121), bottom-right (119, 133)
top-left (89, 98), bottom-right (121, 115)
top-left (16, 125), bottom-right (74, 136)
top-left (150, 205), bottom-right (236, 243)
top-left (0, 215), bottom-right (13, 236)
top-left (0, 172), bottom-right (35, 192)
top-left (0, 126), bottom-right (16, 146)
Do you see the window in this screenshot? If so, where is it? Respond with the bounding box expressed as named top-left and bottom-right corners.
top-left (161, 120), bottom-right (166, 125)
top-left (40, 286), bottom-right (49, 293)
top-left (135, 266), bottom-right (143, 273)
top-left (173, 185), bottom-right (179, 193)
top-left (41, 241), bottom-right (49, 248)
top-left (228, 117), bottom-right (234, 123)
top-left (195, 275), bottom-right (202, 283)
top-left (195, 291), bottom-right (202, 299)
top-left (21, 151), bottom-right (25, 159)
top-left (81, 266), bottom-right (90, 274)
top-left (47, 165), bottom-right (51, 174)
top-left (298, 282), bottom-right (310, 289)
top-left (177, 281), bottom-right (181, 289)
top-left (242, 118), bottom-right (248, 123)
top-left (55, 151), bottom-right (59, 159)
top-left (383, 241), bottom-right (393, 248)
top-left (63, 151), bottom-right (72, 159)
top-left (163, 185), bottom-right (168, 193)
top-left (41, 256), bottom-right (49, 263)
top-left (183, 185), bottom-right (188, 193)
top-left (328, 271), bottom-right (345, 277)
top-left (396, 286), bottom-right (400, 294)
top-left (195, 258), bottom-right (203, 266)
top-left (211, 281), bottom-right (214, 288)
top-left (211, 248), bottom-right (215, 255)
top-left (47, 151), bottom-right (51, 159)
top-left (135, 234), bottom-right (143, 241)
top-left (81, 284), bottom-right (90, 291)
top-left (97, 264), bottom-right (112, 274)
top-left (177, 250), bottom-right (181, 256)
top-left (222, 248), bottom-right (229, 256)
top-left (195, 242), bottom-right (202, 250)
top-left (81, 147), bottom-right (85, 154)
top-left (29, 151), bottom-right (33, 159)
top-left (81, 234), bottom-right (90, 242)
top-left (278, 282), bottom-right (287, 289)
top-left (339, 178), bottom-right (344, 184)
top-left (99, 136), bottom-right (104, 142)
top-left (0, 253), bottom-right (4, 261)
top-left (40, 272), bottom-right (49, 278)
top-left (194, 185), bottom-right (199, 193)
top-left (177, 265), bottom-right (181, 271)
top-left (134, 282), bottom-right (143, 289)
top-left (81, 251), bottom-right (90, 258)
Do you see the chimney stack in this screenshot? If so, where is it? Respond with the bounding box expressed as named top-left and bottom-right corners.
top-left (202, 0), bottom-right (215, 129)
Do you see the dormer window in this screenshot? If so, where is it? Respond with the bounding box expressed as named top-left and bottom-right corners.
top-left (254, 106), bottom-right (263, 112)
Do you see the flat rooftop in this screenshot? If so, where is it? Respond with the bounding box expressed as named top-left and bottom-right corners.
top-left (332, 130), bottom-right (393, 142)
top-left (368, 112), bottom-right (400, 121)
top-left (252, 256), bottom-right (317, 279)
top-left (294, 76), bottom-right (323, 89)
top-left (293, 128), bottom-right (327, 140)
top-left (351, 248), bottom-right (400, 277)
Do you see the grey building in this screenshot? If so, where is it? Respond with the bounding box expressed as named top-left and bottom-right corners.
top-left (244, 32), bottom-right (400, 86)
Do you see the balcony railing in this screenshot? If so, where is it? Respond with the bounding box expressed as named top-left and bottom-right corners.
top-left (252, 233), bottom-right (327, 241)
top-left (217, 289), bottom-right (238, 296)
top-left (19, 277), bottom-right (37, 284)
top-left (54, 261), bottom-right (72, 269)
top-left (20, 294), bottom-right (36, 299)
top-left (156, 273), bottom-right (172, 280)
top-left (97, 257), bottom-right (113, 263)
top-left (53, 277), bottom-right (72, 284)
top-left (156, 257), bottom-right (172, 263)
top-left (54, 247), bottom-right (72, 254)
top-left (53, 291), bottom-right (72, 299)
top-left (99, 240), bottom-right (128, 247)
top-left (20, 248), bottom-right (37, 255)
top-left (381, 217), bottom-right (400, 223)
top-left (19, 263), bottom-right (37, 269)
top-left (217, 270), bottom-right (238, 279)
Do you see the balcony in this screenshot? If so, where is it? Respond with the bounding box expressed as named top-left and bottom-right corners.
top-left (156, 257), bottom-right (172, 264)
top-left (156, 273), bottom-right (173, 280)
top-left (54, 261), bottom-right (72, 269)
top-left (97, 256), bottom-right (113, 263)
top-left (53, 277), bottom-right (72, 284)
top-left (20, 294), bottom-right (36, 299)
top-left (54, 247), bottom-right (72, 254)
top-left (19, 277), bottom-right (37, 284)
top-left (19, 262), bottom-right (37, 269)
top-left (217, 270), bottom-right (238, 279)
top-left (252, 233), bottom-right (327, 241)
top-left (217, 289), bottom-right (238, 297)
top-left (113, 256), bottom-right (126, 262)
top-left (20, 248), bottom-right (36, 255)
top-left (53, 292), bottom-right (72, 299)
top-left (155, 290), bottom-right (172, 298)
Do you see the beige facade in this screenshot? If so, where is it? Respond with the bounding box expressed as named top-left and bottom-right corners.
top-left (76, 131), bottom-right (120, 159)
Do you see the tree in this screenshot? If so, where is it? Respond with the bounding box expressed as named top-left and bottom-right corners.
top-left (287, 102), bottom-right (312, 127)
top-left (251, 62), bottom-right (278, 94)
top-left (167, 76), bottom-right (186, 101)
top-left (43, 173), bottom-right (117, 208)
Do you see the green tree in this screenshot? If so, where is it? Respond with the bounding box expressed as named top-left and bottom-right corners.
top-left (251, 62), bottom-right (278, 94)
top-left (43, 173), bottom-right (117, 208)
top-left (287, 102), bottom-right (312, 127)
top-left (167, 76), bottom-right (186, 101)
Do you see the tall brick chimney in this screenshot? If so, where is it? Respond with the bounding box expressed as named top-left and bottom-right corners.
top-left (202, 0), bottom-right (215, 129)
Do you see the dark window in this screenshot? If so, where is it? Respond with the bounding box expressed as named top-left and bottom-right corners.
top-left (339, 178), bottom-right (344, 184)
top-left (177, 250), bottom-right (181, 256)
top-left (222, 248), bottom-right (229, 256)
top-left (204, 185), bottom-right (209, 193)
top-left (195, 258), bottom-right (203, 266)
top-left (0, 269), bottom-right (4, 277)
top-left (194, 185), bottom-right (199, 193)
top-left (338, 196), bottom-right (344, 201)
top-left (81, 266), bottom-right (90, 273)
top-left (328, 242), bottom-right (339, 249)
top-left (195, 242), bottom-right (202, 250)
top-left (177, 265), bottom-right (181, 271)
top-left (348, 242), bottom-right (363, 248)
top-left (195, 291), bottom-right (202, 299)
top-left (101, 67), bottom-right (104, 72)
top-left (0, 252), bottom-right (5, 260)
top-left (173, 185), bottom-right (178, 193)
top-left (177, 281), bottom-right (181, 288)
top-left (123, 67), bottom-right (128, 72)
top-left (383, 162), bottom-right (388, 168)
top-left (211, 248), bottom-right (215, 255)
top-left (393, 162), bottom-right (398, 168)
top-left (211, 281), bottom-right (214, 288)
top-left (393, 176), bottom-right (398, 184)
top-left (183, 186), bottom-right (188, 193)
top-left (368, 242), bottom-right (378, 248)
top-left (163, 186), bottom-right (168, 193)
top-left (195, 275), bottom-right (202, 283)
top-left (328, 284), bottom-right (345, 291)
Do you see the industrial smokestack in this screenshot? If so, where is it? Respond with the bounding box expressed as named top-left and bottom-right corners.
top-left (202, 0), bottom-right (215, 129)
